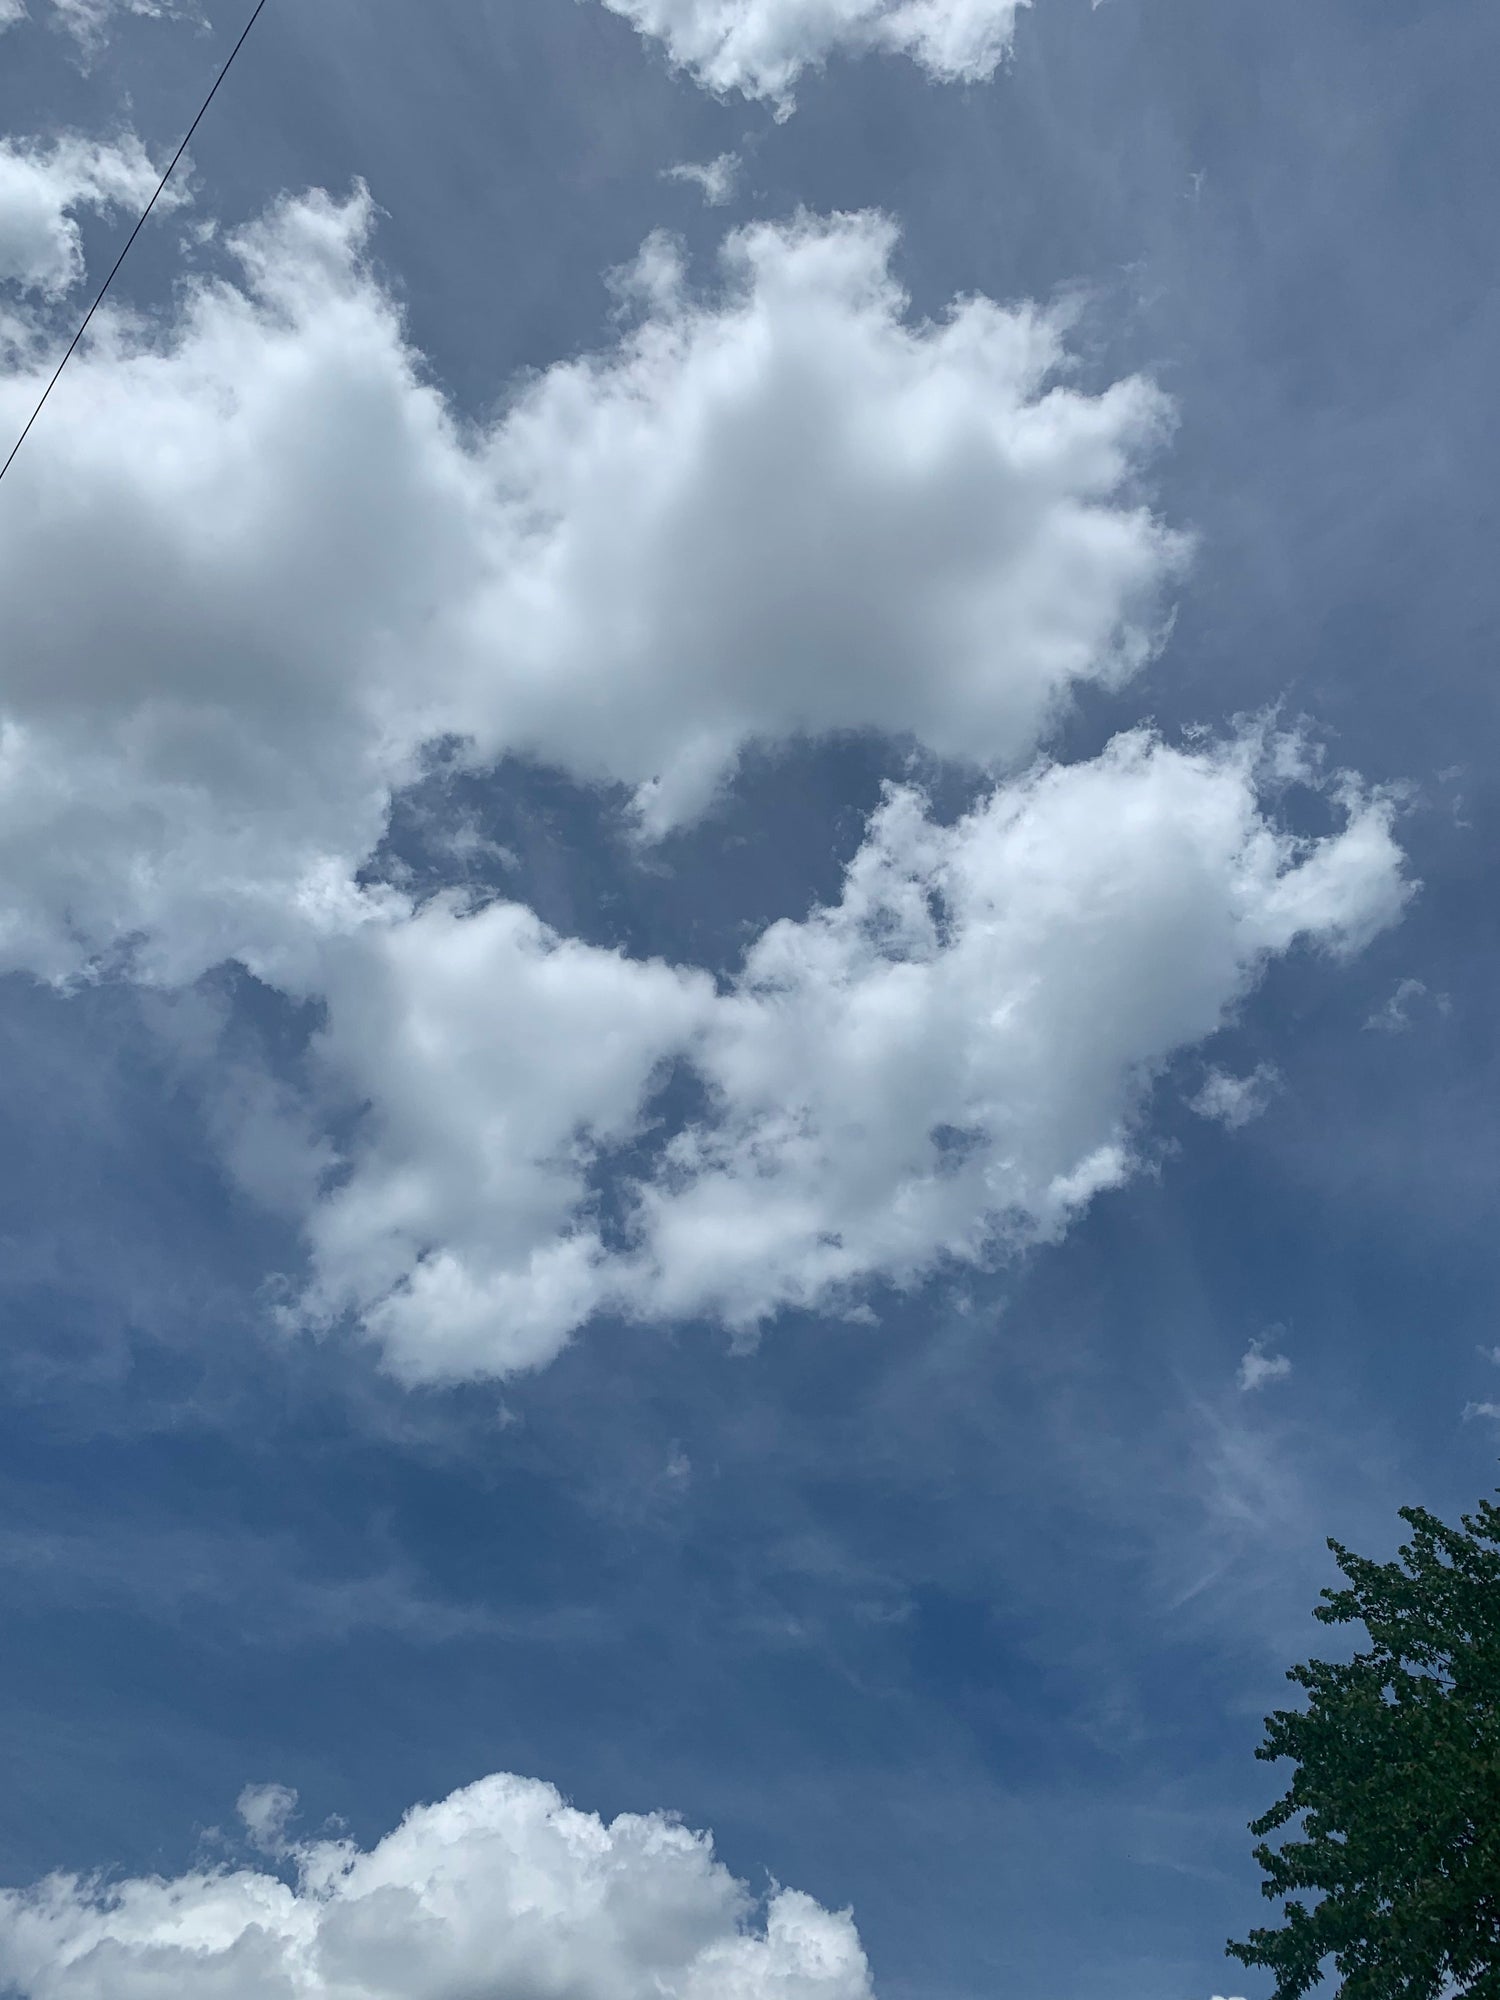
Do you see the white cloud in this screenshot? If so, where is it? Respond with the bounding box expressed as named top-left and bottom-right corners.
top-left (0, 135), bottom-right (165, 298)
top-left (1189, 1062), bottom-right (1278, 1131)
top-left (0, 1772), bottom-right (874, 1999)
top-left (0, 186), bottom-right (1182, 985)
top-left (462, 210), bottom-right (1184, 835)
top-left (0, 172), bottom-right (1411, 1387)
top-left (235, 1783), bottom-right (298, 1857)
top-left (0, 0), bottom-right (177, 44)
top-left (664, 151), bottom-right (742, 205)
top-left (601, 0), bottom-right (1031, 111)
top-left (293, 726), bottom-right (1407, 1381)
top-left (1363, 975), bottom-right (1447, 1033)
top-left (1236, 1336), bottom-right (1292, 1394)
top-left (52, 0), bottom-right (172, 32)
top-left (1462, 1401), bottom-right (1500, 1424)
top-left (0, 185), bottom-right (450, 987)
top-left (618, 729), bottom-right (1405, 1334)
top-left (297, 897), bottom-right (714, 1385)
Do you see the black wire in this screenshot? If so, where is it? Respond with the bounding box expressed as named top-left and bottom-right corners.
top-left (0, 0), bottom-right (269, 489)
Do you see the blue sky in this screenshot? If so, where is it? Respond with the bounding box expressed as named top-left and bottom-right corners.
top-left (0, 1), bottom-right (1496, 1996)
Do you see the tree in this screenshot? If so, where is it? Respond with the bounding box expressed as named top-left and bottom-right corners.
top-left (1227, 1491), bottom-right (1500, 2000)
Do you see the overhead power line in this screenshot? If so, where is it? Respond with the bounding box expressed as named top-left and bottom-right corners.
top-left (0, 0), bottom-right (269, 489)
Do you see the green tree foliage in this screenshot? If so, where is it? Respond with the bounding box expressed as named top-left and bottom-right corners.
top-left (1228, 1492), bottom-right (1500, 2000)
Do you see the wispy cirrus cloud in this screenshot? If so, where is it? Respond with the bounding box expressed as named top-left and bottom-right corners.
top-left (0, 0), bottom-right (179, 47)
top-left (663, 151), bottom-right (742, 205)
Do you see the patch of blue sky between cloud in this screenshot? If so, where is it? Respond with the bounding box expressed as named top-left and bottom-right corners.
top-left (0, 155), bottom-right (1413, 1386)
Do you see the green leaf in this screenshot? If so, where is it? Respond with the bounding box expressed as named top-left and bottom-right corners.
top-left (1226, 1485), bottom-right (1500, 2000)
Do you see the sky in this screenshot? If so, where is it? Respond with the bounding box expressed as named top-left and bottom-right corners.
top-left (0, 0), bottom-right (1497, 1995)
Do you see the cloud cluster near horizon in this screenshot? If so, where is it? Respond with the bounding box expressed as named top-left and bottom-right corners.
top-left (0, 1772), bottom-right (874, 1998)
top-left (0, 145), bottom-right (1411, 1384)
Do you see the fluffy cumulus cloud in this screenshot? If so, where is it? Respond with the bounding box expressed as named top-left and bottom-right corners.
top-left (0, 183), bottom-right (1180, 984)
top-left (0, 135), bottom-right (164, 297)
top-left (0, 185), bottom-right (459, 986)
top-left (472, 214), bottom-right (1183, 835)
top-left (0, 1772), bottom-right (874, 1998)
top-left (296, 900), bottom-right (715, 1383)
top-left (293, 727), bottom-right (1407, 1382)
top-left (622, 732), bottom-right (1405, 1331)
top-left (601, 0), bottom-right (1031, 110)
top-left (0, 169), bottom-right (1411, 1386)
